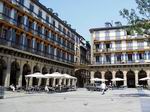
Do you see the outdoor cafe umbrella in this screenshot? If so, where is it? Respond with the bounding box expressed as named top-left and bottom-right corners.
top-left (45, 72), bottom-right (64, 78)
top-left (63, 74), bottom-right (77, 79)
top-left (90, 78), bottom-right (107, 82)
top-left (111, 77), bottom-right (124, 81)
top-left (25, 72), bottom-right (46, 78)
top-left (139, 77), bottom-right (150, 81)
top-left (25, 72), bottom-right (47, 88)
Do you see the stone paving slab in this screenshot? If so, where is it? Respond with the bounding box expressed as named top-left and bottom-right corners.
top-left (0, 88), bottom-right (150, 112)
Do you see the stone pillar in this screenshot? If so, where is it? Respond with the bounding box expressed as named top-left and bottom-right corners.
top-left (4, 57), bottom-right (11, 87)
top-left (29, 63), bottom-right (34, 86)
top-left (146, 70), bottom-right (150, 86)
top-left (135, 70), bottom-right (139, 87)
top-left (59, 78), bottom-right (62, 85)
top-left (101, 71), bottom-right (105, 79)
top-left (123, 71), bottom-right (127, 86)
top-left (18, 61), bottom-right (24, 87)
top-left (38, 65), bottom-right (43, 86)
top-left (112, 71), bottom-right (116, 85)
top-left (52, 78), bottom-right (56, 87)
top-left (68, 79), bottom-right (71, 86)
top-left (90, 71), bottom-right (95, 83)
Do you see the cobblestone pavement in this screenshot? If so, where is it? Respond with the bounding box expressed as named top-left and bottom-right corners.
top-left (0, 88), bottom-right (150, 112)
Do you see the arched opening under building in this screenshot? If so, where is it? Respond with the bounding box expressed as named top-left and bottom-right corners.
top-left (10, 61), bottom-right (20, 87)
top-left (41, 67), bottom-right (48, 86)
top-left (0, 59), bottom-right (7, 86)
top-left (56, 69), bottom-right (60, 73)
top-left (105, 71), bottom-right (112, 85)
top-left (49, 68), bottom-right (54, 86)
top-left (75, 69), bottom-right (87, 87)
top-left (127, 70), bottom-right (135, 88)
top-left (49, 68), bottom-right (54, 74)
top-left (32, 65), bottom-right (40, 86)
top-left (61, 70), bottom-right (64, 74)
top-left (138, 70), bottom-right (147, 86)
top-left (22, 63), bottom-right (31, 87)
top-left (94, 71), bottom-right (102, 84)
top-left (94, 71), bottom-right (101, 78)
top-left (66, 70), bottom-right (69, 74)
top-left (115, 70), bottom-right (124, 87)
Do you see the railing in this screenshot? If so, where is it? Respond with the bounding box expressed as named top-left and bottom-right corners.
top-left (6, 0), bottom-right (75, 42)
top-left (0, 37), bottom-right (74, 64)
top-left (93, 59), bottom-right (149, 65)
top-left (94, 46), bottom-right (149, 53)
top-left (0, 13), bottom-right (75, 53)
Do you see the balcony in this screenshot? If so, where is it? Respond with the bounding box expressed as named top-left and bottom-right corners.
top-left (0, 37), bottom-right (74, 65)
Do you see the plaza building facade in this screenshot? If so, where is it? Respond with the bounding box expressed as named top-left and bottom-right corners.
top-left (89, 24), bottom-right (150, 87)
top-left (0, 0), bottom-right (86, 88)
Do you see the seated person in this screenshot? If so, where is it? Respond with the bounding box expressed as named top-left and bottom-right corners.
top-left (45, 85), bottom-right (49, 92)
top-left (10, 84), bottom-right (15, 92)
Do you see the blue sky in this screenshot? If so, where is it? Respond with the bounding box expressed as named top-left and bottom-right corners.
top-left (40, 0), bottom-right (137, 41)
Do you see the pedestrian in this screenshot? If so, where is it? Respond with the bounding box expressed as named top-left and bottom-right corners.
top-left (101, 82), bottom-right (106, 95)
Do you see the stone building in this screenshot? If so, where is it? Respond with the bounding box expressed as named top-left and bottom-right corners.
top-left (89, 23), bottom-right (150, 87)
top-left (0, 0), bottom-right (87, 87)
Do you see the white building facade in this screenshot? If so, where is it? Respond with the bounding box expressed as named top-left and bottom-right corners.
top-left (0, 0), bottom-right (84, 87)
top-left (90, 26), bottom-right (150, 87)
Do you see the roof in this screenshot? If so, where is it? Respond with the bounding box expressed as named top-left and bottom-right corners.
top-left (89, 26), bottom-right (128, 33)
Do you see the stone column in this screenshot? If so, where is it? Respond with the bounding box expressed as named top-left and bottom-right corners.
top-left (29, 63), bottom-right (34, 86)
top-left (59, 78), bottom-right (62, 85)
top-left (38, 65), bottom-right (43, 86)
top-left (123, 71), bottom-right (127, 86)
top-left (52, 78), bottom-right (56, 87)
top-left (101, 71), bottom-right (105, 79)
top-left (18, 61), bottom-right (24, 87)
top-left (90, 71), bottom-right (95, 83)
top-left (68, 79), bottom-right (71, 86)
top-left (112, 71), bottom-right (116, 85)
top-left (135, 70), bottom-right (139, 87)
top-left (146, 70), bottom-right (150, 86)
top-left (4, 57), bottom-right (11, 87)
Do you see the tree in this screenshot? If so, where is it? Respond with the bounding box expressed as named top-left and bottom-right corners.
top-left (120, 0), bottom-right (150, 35)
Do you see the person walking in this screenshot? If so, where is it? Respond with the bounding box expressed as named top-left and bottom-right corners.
top-left (101, 82), bottom-right (106, 95)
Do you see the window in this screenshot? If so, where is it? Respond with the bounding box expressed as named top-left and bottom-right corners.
top-left (96, 56), bottom-right (100, 62)
top-left (139, 53), bottom-right (144, 60)
top-left (27, 38), bottom-right (31, 48)
top-left (63, 28), bottom-right (66, 34)
top-left (116, 30), bottom-right (121, 39)
top-left (1, 28), bottom-right (7, 39)
top-left (105, 31), bottom-right (110, 40)
top-left (46, 16), bottom-right (49, 23)
top-left (29, 3), bottom-right (34, 12)
top-left (128, 54), bottom-right (132, 61)
top-left (116, 54), bottom-right (122, 62)
top-left (38, 10), bottom-right (42, 18)
top-left (106, 55), bottom-right (111, 63)
top-left (116, 41), bottom-right (121, 50)
top-left (95, 31), bottom-right (99, 40)
top-left (67, 31), bottom-right (70, 37)
top-left (137, 41), bottom-right (144, 49)
top-left (19, 0), bottom-right (24, 5)
top-left (3, 5), bottom-right (11, 17)
top-left (58, 24), bottom-right (62, 31)
top-left (127, 41), bottom-right (132, 49)
top-left (52, 20), bottom-right (55, 27)
top-left (37, 43), bottom-right (41, 51)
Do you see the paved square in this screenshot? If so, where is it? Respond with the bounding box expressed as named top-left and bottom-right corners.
top-left (0, 88), bottom-right (150, 112)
